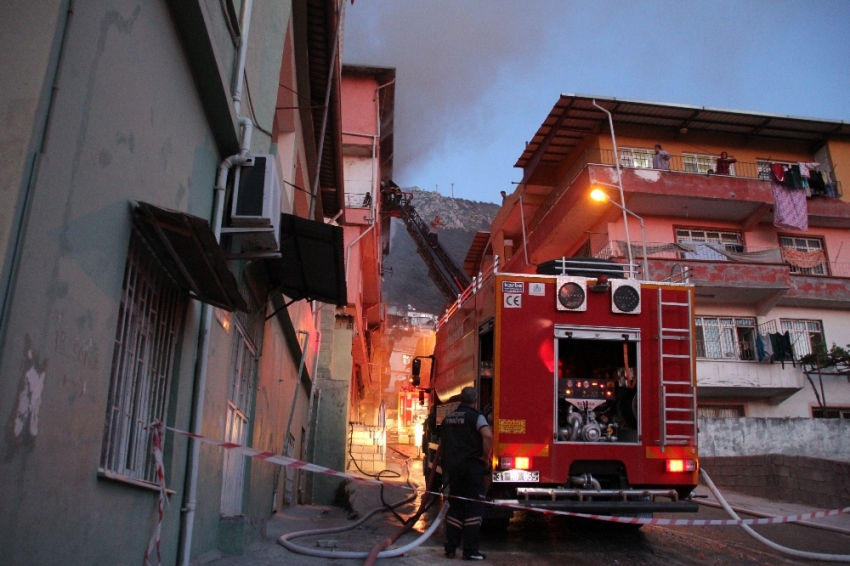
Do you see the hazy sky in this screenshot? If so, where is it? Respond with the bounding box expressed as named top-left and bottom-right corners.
top-left (342, 0), bottom-right (850, 204)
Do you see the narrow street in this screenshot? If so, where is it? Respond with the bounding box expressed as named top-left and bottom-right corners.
top-left (205, 453), bottom-right (850, 566)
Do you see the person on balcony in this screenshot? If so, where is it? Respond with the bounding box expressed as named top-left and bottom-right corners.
top-left (715, 152), bottom-right (737, 175)
top-left (653, 144), bottom-right (671, 170)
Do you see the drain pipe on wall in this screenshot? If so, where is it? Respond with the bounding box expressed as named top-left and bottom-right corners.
top-left (345, 223), bottom-right (376, 285)
top-left (178, 116), bottom-right (253, 566)
top-left (179, 1), bottom-right (255, 563)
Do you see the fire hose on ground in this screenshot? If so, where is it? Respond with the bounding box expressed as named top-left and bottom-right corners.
top-left (278, 447), bottom-right (447, 562)
top-left (701, 469), bottom-right (850, 562)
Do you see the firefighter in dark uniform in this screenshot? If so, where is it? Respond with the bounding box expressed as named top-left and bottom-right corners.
top-left (441, 386), bottom-right (492, 560)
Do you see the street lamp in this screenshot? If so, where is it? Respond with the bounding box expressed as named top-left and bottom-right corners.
top-left (590, 185), bottom-right (649, 281)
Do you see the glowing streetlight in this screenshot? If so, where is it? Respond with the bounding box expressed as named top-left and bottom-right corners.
top-left (590, 184), bottom-right (649, 281)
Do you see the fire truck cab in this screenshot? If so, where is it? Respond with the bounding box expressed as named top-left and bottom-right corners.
top-left (423, 258), bottom-right (699, 519)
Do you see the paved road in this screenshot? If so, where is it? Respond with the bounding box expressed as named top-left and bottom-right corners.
top-left (202, 487), bottom-right (850, 566)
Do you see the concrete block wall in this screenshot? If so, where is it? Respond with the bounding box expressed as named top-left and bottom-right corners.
top-left (700, 455), bottom-right (850, 509)
top-left (346, 424), bottom-right (387, 474)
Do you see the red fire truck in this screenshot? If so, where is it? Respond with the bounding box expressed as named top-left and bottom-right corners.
top-left (420, 258), bottom-right (699, 521)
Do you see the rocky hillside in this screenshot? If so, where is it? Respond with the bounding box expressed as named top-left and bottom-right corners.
top-left (382, 188), bottom-right (501, 315)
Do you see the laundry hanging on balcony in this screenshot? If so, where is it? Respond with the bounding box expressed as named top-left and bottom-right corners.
top-left (771, 178), bottom-right (808, 231)
top-left (768, 331), bottom-right (795, 369)
top-left (780, 247), bottom-right (826, 270)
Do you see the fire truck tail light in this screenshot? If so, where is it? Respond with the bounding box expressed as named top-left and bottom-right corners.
top-left (666, 459), bottom-right (697, 473)
top-left (498, 456), bottom-right (532, 470)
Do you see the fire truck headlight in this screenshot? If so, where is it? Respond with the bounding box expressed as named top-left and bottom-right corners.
top-left (665, 459), bottom-right (697, 473)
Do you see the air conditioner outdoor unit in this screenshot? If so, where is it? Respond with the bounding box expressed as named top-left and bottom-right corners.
top-left (229, 154), bottom-right (281, 252)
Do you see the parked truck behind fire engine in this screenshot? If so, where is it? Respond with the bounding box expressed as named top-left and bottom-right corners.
top-left (421, 259), bottom-right (699, 523)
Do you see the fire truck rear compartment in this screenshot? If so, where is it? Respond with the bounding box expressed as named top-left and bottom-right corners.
top-left (556, 335), bottom-right (639, 444)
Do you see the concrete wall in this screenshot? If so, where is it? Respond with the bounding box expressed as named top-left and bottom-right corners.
top-left (698, 417), bottom-right (850, 462)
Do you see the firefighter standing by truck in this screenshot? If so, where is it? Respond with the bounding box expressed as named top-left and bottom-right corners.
top-left (441, 387), bottom-right (492, 561)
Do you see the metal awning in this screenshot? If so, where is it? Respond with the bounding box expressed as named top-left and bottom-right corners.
top-left (133, 202), bottom-right (247, 312)
top-left (516, 94), bottom-right (850, 170)
top-left (265, 213), bottom-right (347, 306)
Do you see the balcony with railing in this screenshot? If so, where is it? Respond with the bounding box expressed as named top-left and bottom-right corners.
top-left (532, 151), bottom-right (850, 235)
top-left (689, 316), bottom-right (805, 401)
top-left (594, 240), bottom-right (850, 311)
top-left (585, 148), bottom-right (843, 197)
top-left (343, 191), bottom-right (374, 225)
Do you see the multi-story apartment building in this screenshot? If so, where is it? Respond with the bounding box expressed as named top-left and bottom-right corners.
top-left (476, 95), bottom-right (850, 420)
top-left (0, 2), bottom-right (393, 564)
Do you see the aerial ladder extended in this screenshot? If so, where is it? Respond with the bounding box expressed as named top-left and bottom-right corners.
top-left (383, 190), bottom-right (471, 303)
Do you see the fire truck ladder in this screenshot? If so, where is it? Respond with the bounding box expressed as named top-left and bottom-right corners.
top-left (657, 288), bottom-right (697, 450)
top-left (395, 200), bottom-right (471, 303)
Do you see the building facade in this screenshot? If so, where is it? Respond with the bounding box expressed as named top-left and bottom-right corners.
top-left (0, 1), bottom-right (391, 564)
top-left (479, 95), bottom-right (850, 420)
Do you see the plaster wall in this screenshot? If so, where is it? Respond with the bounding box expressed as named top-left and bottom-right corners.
top-left (826, 139), bottom-right (850, 202)
top-left (341, 75), bottom-right (379, 143)
top-left (345, 155), bottom-right (375, 197)
top-left (0, 0), bottom-right (292, 563)
top-left (698, 417), bottom-right (850, 463)
top-left (0, 0), bottom-right (65, 288)
top-left (0, 3), bottom-right (224, 564)
top-left (309, 323), bottom-right (353, 505)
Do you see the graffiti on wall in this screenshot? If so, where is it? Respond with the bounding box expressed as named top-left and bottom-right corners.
top-left (5, 336), bottom-right (48, 457)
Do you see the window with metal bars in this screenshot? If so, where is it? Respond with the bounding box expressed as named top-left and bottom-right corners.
top-left (812, 407), bottom-right (850, 419)
top-left (675, 228), bottom-right (743, 261)
top-left (698, 405), bottom-right (745, 418)
top-left (779, 318), bottom-right (824, 358)
top-left (619, 147), bottom-right (653, 169)
top-left (779, 236), bottom-right (828, 275)
top-left (695, 316), bottom-right (756, 360)
top-left (682, 153), bottom-right (731, 175)
top-left (100, 227), bottom-right (186, 486)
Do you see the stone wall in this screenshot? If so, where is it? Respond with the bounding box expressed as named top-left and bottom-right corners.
top-left (700, 455), bottom-right (850, 509)
top-left (698, 417), bottom-right (850, 508)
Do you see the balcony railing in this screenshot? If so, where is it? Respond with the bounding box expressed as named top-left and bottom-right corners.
top-left (594, 240), bottom-right (850, 278)
top-left (564, 148), bottom-right (843, 197)
top-left (344, 192), bottom-right (373, 209)
top-left (696, 338), bottom-right (757, 361)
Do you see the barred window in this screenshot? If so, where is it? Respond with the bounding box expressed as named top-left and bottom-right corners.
top-left (619, 147), bottom-right (653, 169)
top-left (100, 228), bottom-right (186, 486)
top-left (812, 407), bottom-right (850, 419)
top-left (676, 228), bottom-right (743, 261)
top-left (780, 236), bottom-right (828, 275)
top-left (695, 316), bottom-right (756, 361)
top-left (779, 318), bottom-right (824, 358)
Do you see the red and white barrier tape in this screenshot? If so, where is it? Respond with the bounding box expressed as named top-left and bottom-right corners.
top-left (164, 425), bottom-right (850, 527)
top-left (144, 421), bottom-right (169, 566)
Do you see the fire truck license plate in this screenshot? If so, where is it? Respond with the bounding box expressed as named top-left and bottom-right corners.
top-left (492, 470), bottom-right (539, 482)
